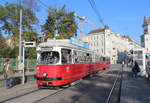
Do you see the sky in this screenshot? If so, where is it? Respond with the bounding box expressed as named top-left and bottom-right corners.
top-left (1, 0), bottom-right (150, 42)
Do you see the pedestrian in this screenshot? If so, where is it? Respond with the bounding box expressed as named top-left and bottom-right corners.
top-left (47, 52), bottom-right (54, 64)
top-left (3, 59), bottom-right (14, 88)
top-left (132, 61), bottom-right (140, 78)
top-left (122, 61), bottom-right (125, 68)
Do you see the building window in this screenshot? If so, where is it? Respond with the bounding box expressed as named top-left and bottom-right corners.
top-left (146, 38), bottom-right (148, 41)
top-left (144, 29), bottom-right (148, 34)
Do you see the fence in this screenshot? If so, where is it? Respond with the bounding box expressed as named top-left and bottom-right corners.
top-left (0, 58), bottom-right (36, 73)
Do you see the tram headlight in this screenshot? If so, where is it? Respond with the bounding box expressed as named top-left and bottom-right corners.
top-left (43, 72), bottom-right (48, 77)
top-left (37, 67), bottom-right (39, 70)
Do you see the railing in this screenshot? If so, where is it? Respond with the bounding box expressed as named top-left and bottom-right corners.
top-left (0, 58), bottom-right (36, 73)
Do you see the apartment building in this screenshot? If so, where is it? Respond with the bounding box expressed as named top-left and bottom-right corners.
top-left (78, 25), bottom-right (140, 64)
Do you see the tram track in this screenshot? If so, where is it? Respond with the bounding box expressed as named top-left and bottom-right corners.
top-left (0, 65), bottom-right (116, 103)
top-left (105, 65), bottom-right (123, 103)
top-left (34, 66), bottom-right (117, 103)
top-left (1, 79), bottom-right (83, 103)
top-left (0, 87), bottom-right (39, 103)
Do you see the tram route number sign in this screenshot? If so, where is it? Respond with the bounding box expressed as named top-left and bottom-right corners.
top-left (24, 41), bottom-right (36, 47)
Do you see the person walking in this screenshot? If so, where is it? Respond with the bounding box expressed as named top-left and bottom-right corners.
top-left (132, 61), bottom-right (140, 78)
top-left (3, 59), bottom-right (14, 88)
top-left (122, 61), bottom-right (125, 68)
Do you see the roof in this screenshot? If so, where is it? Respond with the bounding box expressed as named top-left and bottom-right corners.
top-left (88, 28), bottom-right (104, 34)
top-left (144, 16), bottom-right (150, 24)
top-left (88, 25), bottom-right (110, 35)
top-left (122, 35), bottom-right (132, 41)
top-left (147, 17), bottom-right (150, 23)
top-left (37, 39), bottom-right (94, 53)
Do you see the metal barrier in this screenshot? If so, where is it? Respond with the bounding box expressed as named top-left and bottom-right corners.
top-left (0, 58), bottom-right (36, 73)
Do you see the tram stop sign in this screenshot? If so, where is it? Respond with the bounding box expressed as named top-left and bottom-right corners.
top-left (24, 42), bottom-right (36, 47)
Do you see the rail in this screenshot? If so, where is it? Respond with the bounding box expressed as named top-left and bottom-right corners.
top-left (105, 64), bottom-right (123, 103)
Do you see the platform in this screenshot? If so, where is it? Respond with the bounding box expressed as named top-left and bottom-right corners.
top-left (0, 81), bottom-right (37, 102)
top-left (120, 65), bottom-right (150, 103)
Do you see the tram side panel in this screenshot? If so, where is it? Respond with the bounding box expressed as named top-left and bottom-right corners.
top-left (36, 62), bottom-right (109, 87)
top-left (36, 64), bottom-right (90, 86)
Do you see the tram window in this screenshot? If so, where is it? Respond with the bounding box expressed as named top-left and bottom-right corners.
top-left (61, 49), bottom-right (72, 64)
top-left (86, 53), bottom-right (92, 63)
top-left (38, 51), bottom-right (59, 64)
top-left (73, 51), bottom-right (78, 64)
top-left (100, 57), bottom-right (105, 62)
top-left (79, 52), bottom-right (85, 63)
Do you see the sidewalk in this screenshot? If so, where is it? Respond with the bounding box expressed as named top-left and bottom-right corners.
top-left (120, 66), bottom-right (150, 103)
top-left (0, 81), bottom-right (37, 102)
top-left (0, 71), bottom-right (36, 87)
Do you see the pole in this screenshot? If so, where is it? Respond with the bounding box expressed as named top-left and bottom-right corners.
top-left (22, 41), bottom-right (25, 84)
top-left (19, 9), bottom-right (25, 84)
top-left (19, 9), bottom-right (22, 64)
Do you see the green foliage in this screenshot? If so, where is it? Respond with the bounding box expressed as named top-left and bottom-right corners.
top-left (9, 46), bottom-right (19, 58)
top-left (0, 3), bottom-right (38, 35)
top-left (0, 3), bottom-right (39, 58)
top-left (0, 36), bottom-right (11, 58)
top-left (0, 3), bottom-right (38, 47)
top-left (23, 31), bottom-right (39, 41)
top-left (42, 5), bottom-right (77, 40)
top-left (25, 48), bottom-right (37, 59)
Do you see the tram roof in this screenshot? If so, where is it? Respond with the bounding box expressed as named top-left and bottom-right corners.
top-left (37, 39), bottom-right (94, 53)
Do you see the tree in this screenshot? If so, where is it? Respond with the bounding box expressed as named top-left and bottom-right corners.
top-left (0, 35), bottom-right (11, 58)
top-left (42, 5), bottom-right (77, 40)
top-left (0, 3), bottom-right (38, 47)
top-left (0, 3), bottom-right (39, 58)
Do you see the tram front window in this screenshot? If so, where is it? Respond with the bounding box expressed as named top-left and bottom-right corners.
top-left (38, 51), bottom-right (59, 64)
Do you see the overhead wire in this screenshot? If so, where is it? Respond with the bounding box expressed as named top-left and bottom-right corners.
top-left (37, 0), bottom-right (49, 9)
top-left (87, 0), bottom-right (105, 26)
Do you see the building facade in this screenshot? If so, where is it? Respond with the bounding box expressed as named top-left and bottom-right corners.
top-left (78, 26), bottom-right (128, 64)
top-left (78, 25), bottom-right (141, 64)
top-left (141, 16), bottom-right (150, 55)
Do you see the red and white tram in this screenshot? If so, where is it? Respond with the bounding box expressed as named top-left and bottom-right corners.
top-left (36, 39), bottom-right (110, 87)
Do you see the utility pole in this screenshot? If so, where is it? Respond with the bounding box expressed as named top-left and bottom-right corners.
top-left (19, 9), bottom-right (22, 64)
top-left (19, 3), bottom-right (25, 84)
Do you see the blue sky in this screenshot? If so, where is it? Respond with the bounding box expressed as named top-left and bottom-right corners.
top-left (1, 0), bottom-right (150, 42)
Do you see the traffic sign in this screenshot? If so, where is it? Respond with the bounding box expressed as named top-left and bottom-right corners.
top-left (24, 42), bottom-right (36, 47)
